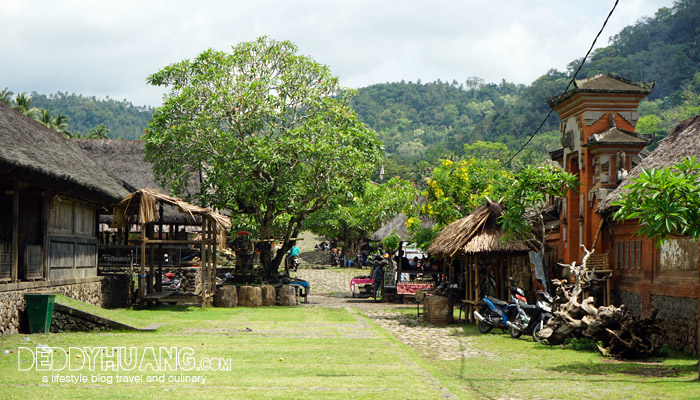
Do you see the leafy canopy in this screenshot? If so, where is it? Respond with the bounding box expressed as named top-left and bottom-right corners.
top-left (613, 156), bottom-right (700, 244)
top-left (144, 37), bottom-right (382, 273)
top-left (499, 163), bottom-right (580, 248)
top-left (419, 158), bottom-right (513, 226)
top-left (304, 177), bottom-right (417, 252)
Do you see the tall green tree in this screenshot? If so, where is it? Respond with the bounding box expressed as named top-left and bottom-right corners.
top-left (420, 158), bottom-right (513, 226)
top-left (12, 93), bottom-right (39, 118)
top-left (304, 177), bottom-right (417, 256)
top-left (88, 123), bottom-right (109, 139)
top-left (144, 37), bottom-right (382, 279)
top-left (499, 163), bottom-right (580, 276)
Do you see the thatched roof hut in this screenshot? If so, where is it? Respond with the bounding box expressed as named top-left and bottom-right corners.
top-left (597, 115), bottom-right (700, 217)
top-left (74, 139), bottom-right (200, 194)
top-left (113, 189), bottom-right (231, 234)
top-left (74, 139), bottom-right (203, 224)
top-left (429, 200), bottom-right (530, 258)
top-left (0, 102), bottom-right (128, 204)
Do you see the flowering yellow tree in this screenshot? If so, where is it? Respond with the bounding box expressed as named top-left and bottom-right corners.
top-left (408, 158), bottom-right (513, 249)
top-left (420, 158), bottom-right (512, 225)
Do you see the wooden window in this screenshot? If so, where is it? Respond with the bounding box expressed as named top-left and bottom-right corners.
top-left (614, 240), bottom-right (642, 270)
top-left (49, 198), bottom-right (73, 234)
top-left (75, 204), bottom-right (95, 237)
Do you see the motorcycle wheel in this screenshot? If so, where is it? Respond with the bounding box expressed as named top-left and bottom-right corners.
top-left (477, 319), bottom-right (493, 334)
top-left (509, 315), bottom-right (524, 339)
top-left (532, 320), bottom-right (546, 342)
top-left (477, 307), bottom-right (494, 334)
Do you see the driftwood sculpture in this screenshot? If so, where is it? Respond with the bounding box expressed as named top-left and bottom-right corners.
top-left (539, 245), bottom-right (664, 359)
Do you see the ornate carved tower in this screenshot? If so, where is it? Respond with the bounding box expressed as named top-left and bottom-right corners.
top-left (548, 74), bottom-right (654, 265)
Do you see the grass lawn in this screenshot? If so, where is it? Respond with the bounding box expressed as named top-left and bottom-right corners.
top-left (0, 301), bottom-right (697, 399)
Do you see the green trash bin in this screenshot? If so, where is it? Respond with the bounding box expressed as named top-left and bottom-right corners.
top-left (24, 292), bottom-right (57, 334)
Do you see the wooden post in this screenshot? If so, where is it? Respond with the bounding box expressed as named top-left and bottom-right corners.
top-left (42, 191), bottom-right (49, 280)
top-left (200, 218), bottom-right (208, 308)
top-left (157, 204), bottom-right (163, 292)
top-left (139, 223), bottom-right (146, 300)
top-left (211, 219), bottom-right (217, 300)
top-left (11, 182), bottom-right (18, 283)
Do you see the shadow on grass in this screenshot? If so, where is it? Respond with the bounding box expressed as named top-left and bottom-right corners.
top-left (131, 305), bottom-right (196, 312)
top-left (548, 360), bottom-right (698, 378)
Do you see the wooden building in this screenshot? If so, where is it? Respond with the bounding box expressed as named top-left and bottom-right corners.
top-left (428, 200), bottom-right (531, 322)
top-left (0, 102), bottom-right (129, 334)
top-left (597, 115), bottom-right (700, 355)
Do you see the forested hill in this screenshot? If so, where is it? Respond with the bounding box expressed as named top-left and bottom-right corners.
top-left (351, 0), bottom-right (700, 178)
top-left (29, 92), bottom-right (153, 140)
top-left (350, 74), bottom-right (566, 174)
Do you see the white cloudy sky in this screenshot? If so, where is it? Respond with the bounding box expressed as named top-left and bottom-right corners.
top-left (1, 0), bottom-right (675, 107)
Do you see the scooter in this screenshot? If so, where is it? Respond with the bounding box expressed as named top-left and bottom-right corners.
top-left (473, 285), bottom-right (522, 334)
top-left (284, 252), bottom-right (299, 273)
top-left (509, 290), bottom-right (554, 341)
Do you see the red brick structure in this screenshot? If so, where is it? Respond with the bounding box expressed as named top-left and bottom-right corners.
top-left (548, 74), bottom-right (700, 354)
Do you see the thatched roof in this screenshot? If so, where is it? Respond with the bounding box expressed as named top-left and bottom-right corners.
top-left (547, 74), bottom-right (654, 108)
top-left (428, 200), bottom-right (530, 257)
top-left (369, 213), bottom-right (435, 242)
top-left (74, 139), bottom-right (200, 195)
top-left (0, 101), bottom-right (128, 205)
top-left (113, 189), bottom-right (231, 234)
top-left (75, 139), bottom-right (203, 224)
top-left (597, 115), bottom-right (700, 217)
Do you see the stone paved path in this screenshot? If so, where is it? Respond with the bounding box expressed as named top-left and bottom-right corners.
top-left (303, 294), bottom-right (495, 362)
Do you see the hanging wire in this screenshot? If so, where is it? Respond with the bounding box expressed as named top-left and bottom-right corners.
top-left (501, 0), bottom-right (621, 168)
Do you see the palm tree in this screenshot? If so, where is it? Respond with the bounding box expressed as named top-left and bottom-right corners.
top-left (52, 113), bottom-right (72, 138)
top-left (0, 87), bottom-right (14, 104)
top-left (88, 124), bottom-right (109, 139)
top-left (12, 93), bottom-right (39, 118)
top-left (33, 108), bottom-right (73, 138)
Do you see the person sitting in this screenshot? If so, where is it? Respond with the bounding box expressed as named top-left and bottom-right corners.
top-left (394, 250), bottom-right (410, 270)
top-left (289, 242), bottom-right (300, 271)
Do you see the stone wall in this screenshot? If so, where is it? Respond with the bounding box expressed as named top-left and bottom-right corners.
top-left (163, 267), bottom-right (202, 296)
top-left (509, 255), bottom-right (532, 299)
top-left (0, 280), bottom-right (101, 336)
top-left (0, 274), bottom-right (132, 336)
top-left (612, 290), bottom-right (698, 355)
top-left (650, 294), bottom-right (698, 355)
top-left (610, 290), bottom-right (643, 317)
top-left (100, 274), bottom-right (133, 308)
top-left (50, 309), bottom-right (110, 333)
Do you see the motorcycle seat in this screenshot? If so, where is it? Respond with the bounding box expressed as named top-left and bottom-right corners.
top-left (520, 303), bottom-right (536, 310)
top-left (485, 296), bottom-right (507, 307)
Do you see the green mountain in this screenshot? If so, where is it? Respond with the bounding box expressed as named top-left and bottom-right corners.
top-left (351, 0), bottom-right (700, 179)
top-left (29, 91), bottom-right (153, 140)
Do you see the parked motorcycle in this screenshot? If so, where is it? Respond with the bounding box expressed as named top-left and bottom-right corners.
top-left (509, 290), bottom-right (554, 341)
top-left (315, 241), bottom-right (330, 252)
top-left (473, 284), bottom-right (522, 334)
top-left (284, 251), bottom-right (300, 273)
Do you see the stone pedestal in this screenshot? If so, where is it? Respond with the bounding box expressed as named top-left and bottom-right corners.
top-left (214, 285), bottom-right (237, 307)
top-left (278, 285), bottom-right (297, 306)
top-left (238, 285), bottom-right (262, 307)
top-left (261, 285), bottom-right (276, 306)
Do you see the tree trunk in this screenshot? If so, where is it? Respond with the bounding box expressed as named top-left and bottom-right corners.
top-left (540, 245), bottom-right (664, 358)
